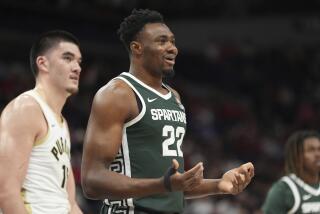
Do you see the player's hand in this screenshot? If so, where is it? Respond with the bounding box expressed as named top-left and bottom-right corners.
top-left (167, 159), bottom-right (204, 192)
top-left (217, 162), bottom-right (254, 195)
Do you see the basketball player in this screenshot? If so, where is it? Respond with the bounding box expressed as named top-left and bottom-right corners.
top-left (81, 9), bottom-right (254, 214)
top-left (0, 30), bottom-right (83, 213)
top-left (262, 130), bottom-right (320, 213)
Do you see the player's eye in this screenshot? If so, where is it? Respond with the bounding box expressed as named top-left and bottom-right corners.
top-left (157, 37), bottom-right (168, 45)
top-left (160, 39), bottom-right (167, 44)
top-left (64, 56), bottom-right (72, 62)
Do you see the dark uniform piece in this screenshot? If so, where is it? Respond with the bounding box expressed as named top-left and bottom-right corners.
top-left (262, 174), bottom-right (320, 214)
top-left (101, 72), bottom-right (187, 214)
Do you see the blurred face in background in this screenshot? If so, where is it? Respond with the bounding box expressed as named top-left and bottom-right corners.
top-left (303, 137), bottom-right (320, 176)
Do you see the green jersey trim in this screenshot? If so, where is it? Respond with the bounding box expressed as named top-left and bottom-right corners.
top-left (103, 140), bottom-right (134, 213)
top-left (289, 174), bottom-right (320, 195)
top-left (282, 176), bottom-right (300, 214)
top-left (121, 72), bottom-right (172, 100)
top-left (115, 76), bottom-right (146, 128)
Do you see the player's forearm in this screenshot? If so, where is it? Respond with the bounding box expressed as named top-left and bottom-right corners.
top-left (69, 189), bottom-right (83, 214)
top-left (82, 170), bottom-right (167, 200)
top-left (67, 169), bottom-right (82, 213)
top-left (184, 179), bottom-right (227, 199)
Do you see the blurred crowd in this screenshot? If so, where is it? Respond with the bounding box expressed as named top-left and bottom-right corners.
top-left (1, 37), bottom-right (320, 213)
top-left (1, 0), bottom-right (318, 19)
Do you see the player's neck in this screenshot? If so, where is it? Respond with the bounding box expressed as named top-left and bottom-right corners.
top-left (129, 64), bottom-right (166, 93)
top-left (34, 83), bottom-right (67, 116)
top-left (301, 171), bottom-right (319, 185)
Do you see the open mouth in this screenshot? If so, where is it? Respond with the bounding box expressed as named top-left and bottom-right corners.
top-left (70, 75), bottom-right (79, 81)
top-left (164, 55), bottom-right (176, 65)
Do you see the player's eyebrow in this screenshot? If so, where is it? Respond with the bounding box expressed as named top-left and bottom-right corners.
top-left (156, 35), bottom-right (175, 41)
top-left (62, 51), bottom-right (75, 57)
top-left (62, 51), bottom-right (82, 62)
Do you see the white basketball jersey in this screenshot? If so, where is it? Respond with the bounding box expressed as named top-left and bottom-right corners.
top-left (21, 90), bottom-right (71, 214)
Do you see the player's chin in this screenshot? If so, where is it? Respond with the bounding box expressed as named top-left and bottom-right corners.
top-left (66, 86), bottom-right (79, 95)
top-left (162, 68), bottom-right (175, 78)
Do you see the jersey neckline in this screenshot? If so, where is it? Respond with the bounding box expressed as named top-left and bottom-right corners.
top-left (121, 72), bottom-right (172, 100)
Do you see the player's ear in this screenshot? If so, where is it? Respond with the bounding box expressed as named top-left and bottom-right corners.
top-left (130, 41), bottom-right (142, 55)
top-left (36, 56), bottom-right (49, 74)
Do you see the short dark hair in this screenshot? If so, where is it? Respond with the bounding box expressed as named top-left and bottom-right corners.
top-left (284, 130), bottom-right (320, 178)
top-left (117, 8), bottom-right (164, 53)
top-left (29, 30), bottom-right (80, 77)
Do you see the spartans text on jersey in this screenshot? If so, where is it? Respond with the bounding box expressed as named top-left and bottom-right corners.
top-left (150, 109), bottom-right (186, 124)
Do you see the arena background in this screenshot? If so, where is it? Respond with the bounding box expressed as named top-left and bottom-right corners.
top-left (1, 1), bottom-right (320, 213)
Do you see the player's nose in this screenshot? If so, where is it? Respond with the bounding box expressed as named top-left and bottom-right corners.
top-left (73, 62), bottom-right (81, 74)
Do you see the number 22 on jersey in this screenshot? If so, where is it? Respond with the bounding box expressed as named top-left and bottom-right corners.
top-left (162, 125), bottom-right (185, 157)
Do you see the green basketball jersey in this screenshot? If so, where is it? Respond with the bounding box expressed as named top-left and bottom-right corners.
top-left (102, 72), bottom-right (186, 214)
top-left (262, 173), bottom-right (320, 214)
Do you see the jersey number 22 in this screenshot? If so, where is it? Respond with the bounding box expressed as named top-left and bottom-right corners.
top-left (162, 125), bottom-right (185, 157)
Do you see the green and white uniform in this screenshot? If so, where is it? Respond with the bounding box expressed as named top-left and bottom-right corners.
top-left (262, 173), bottom-right (320, 214)
top-left (102, 72), bottom-right (187, 214)
top-left (21, 90), bottom-right (71, 214)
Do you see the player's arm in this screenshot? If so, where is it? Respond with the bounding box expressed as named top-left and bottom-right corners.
top-left (0, 96), bottom-right (43, 213)
top-left (67, 169), bottom-right (83, 214)
top-left (81, 80), bottom-right (203, 200)
top-left (184, 162), bottom-right (254, 199)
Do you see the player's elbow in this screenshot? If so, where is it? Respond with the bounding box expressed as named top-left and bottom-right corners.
top-left (81, 174), bottom-right (126, 201)
top-left (81, 175), bottom-right (100, 199)
top-left (81, 171), bottom-right (113, 200)
top-left (82, 185), bottom-right (98, 200)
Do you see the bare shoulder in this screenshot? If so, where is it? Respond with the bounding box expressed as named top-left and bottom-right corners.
top-left (1, 93), bottom-right (43, 123)
top-left (0, 92), bottom-right (44, 147)
top-left (90, 78), bottom-right (136, 122)
top-left (94, 78), bottom-right (134, 105)
top-left (0, 93), bottom-right (44, 132)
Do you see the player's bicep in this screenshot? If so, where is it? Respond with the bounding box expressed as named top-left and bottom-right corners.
top-left (82, 81), bottom-right (133, 170)
top-left (83, 111), bottom-right (123, 168)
